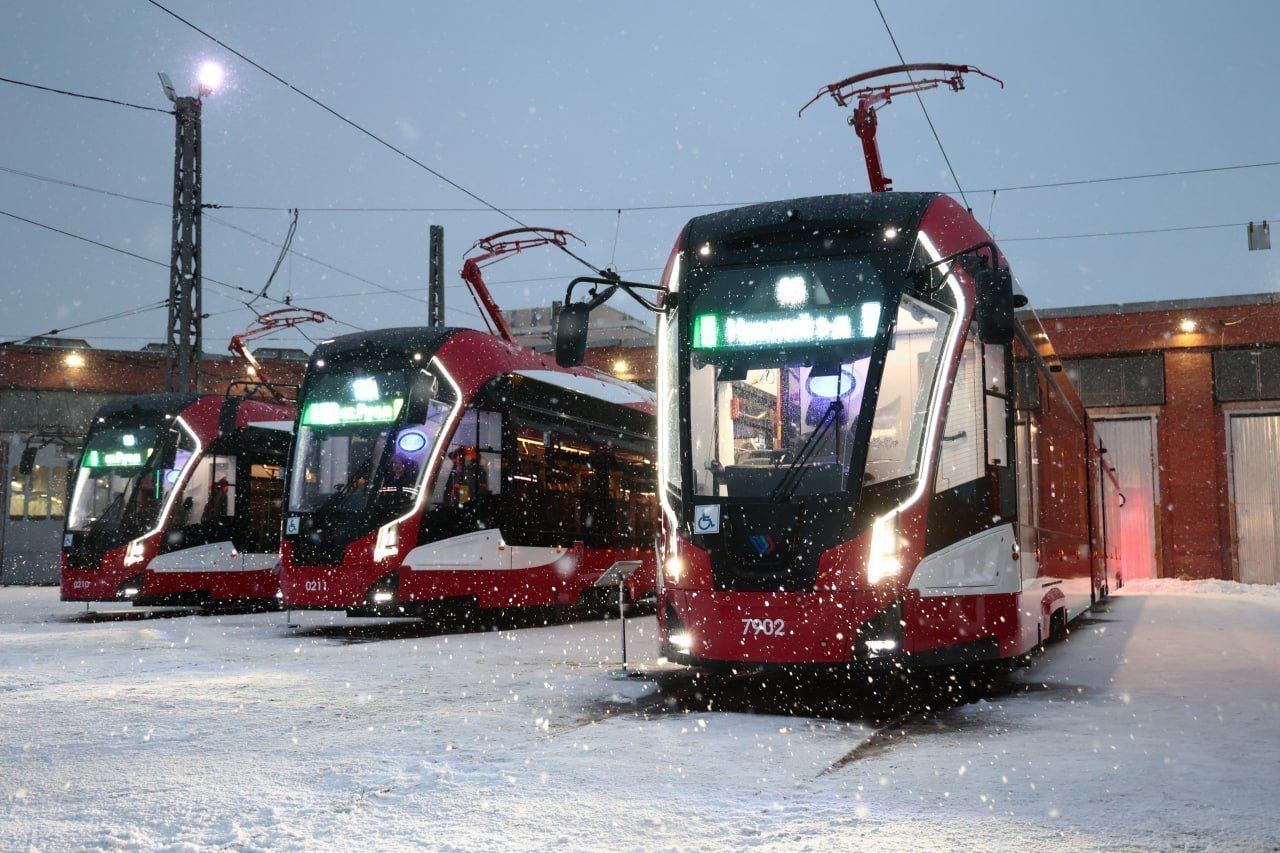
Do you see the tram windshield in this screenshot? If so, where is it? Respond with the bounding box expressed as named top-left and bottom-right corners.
top-left (684, 256), bottom-right (953, 499)
top-left (67, 422), bottom-right (195, 543)
top-left (288, 364), bottom-right (455, 524)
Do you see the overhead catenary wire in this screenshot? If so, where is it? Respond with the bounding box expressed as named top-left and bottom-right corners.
top-left (0, 207), bottom-right (366, 331)
top-left (248, 208), bottom-right (298, 307)
top-left (870, 0), bottom-right (970, 208)
top-left (0, 300), bottom-right (169, 348)
top-left (144, 0), bottom-right (607, 278)
top-left (0, 75), bottom-right (172, 115)
top-left (6, 157), bottom-right (1278, 220)
top-left (999, 219), bottom-right (1278, 242)
top-left (0, 164), bottom-right (418, 307)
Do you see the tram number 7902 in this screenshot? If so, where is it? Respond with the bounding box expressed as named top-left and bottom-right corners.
top-left (741, 618), bottom-right (786, 637)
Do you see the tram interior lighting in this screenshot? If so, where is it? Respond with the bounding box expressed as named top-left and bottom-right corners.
top-left (865, 639), bottom-right (898, 655)
top-left (371, 590), bottom-right (395, 605)
top-left (698, 243), bottom-right (712, 257)
top-left (1179, 318), bottom-right (1197, 333)
top-left (883, 227), bottom-right (899, 240)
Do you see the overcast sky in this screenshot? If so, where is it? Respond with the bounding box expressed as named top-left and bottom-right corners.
top-left (2, 1), bottom-right (1279, 352)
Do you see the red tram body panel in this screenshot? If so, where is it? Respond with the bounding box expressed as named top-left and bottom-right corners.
top-left (651, 192), bottom-right (1111, 669)
top-left (60, 393), bottom-right (294, 607)
top-left (280, 328), bottom-right (657, 615)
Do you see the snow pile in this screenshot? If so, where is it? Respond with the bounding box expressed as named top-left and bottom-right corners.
top-left (1119, 576), bottom-right (1280, 598)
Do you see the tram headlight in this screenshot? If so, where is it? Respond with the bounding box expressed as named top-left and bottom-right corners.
top-left (373, 521), bottom-right (400, 562)
top-left (669, 632), bottom-right (693, 654)
top-left (867, 512), bottom-right (902, 584)
top-left (124, 538), bottom-right (148, 567)
top-left (664, 555), bottom-right (684, 583)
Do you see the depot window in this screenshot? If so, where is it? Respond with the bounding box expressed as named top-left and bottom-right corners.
top-left (1064, 354), bottom-right (1165, 407)
top-left (1213, 347), bottom-right (1280, 402)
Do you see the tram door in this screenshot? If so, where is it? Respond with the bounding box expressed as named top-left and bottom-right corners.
top-left (1095, 418), bottom-right (1160, 583)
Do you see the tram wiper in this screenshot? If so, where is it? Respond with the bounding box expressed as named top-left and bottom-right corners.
top-left (769, 400), bottom-right (843, 503)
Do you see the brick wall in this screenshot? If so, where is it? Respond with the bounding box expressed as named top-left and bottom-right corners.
top-left (1039, 297), bottom-right (1280, 581)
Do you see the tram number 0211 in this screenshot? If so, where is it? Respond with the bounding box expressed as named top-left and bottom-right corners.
top-left (304, 579), bottom-right (329, 593)
top-left (741, 618), bottom-right (786, 637)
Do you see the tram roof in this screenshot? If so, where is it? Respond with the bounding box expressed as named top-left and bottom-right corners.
top-left (683, 192), bottom-right (939, 244)
top-left (309, 326), bottom-right (460, 365)
top-left (93, 392), bottom-right (202, 421)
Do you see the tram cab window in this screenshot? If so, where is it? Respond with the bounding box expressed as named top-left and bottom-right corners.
top-left (984, 343), bottom-right (1011, 468)
top-left (421, 409), bottom-right (503, 542)
top-left (935, 333), bottom-right (984, 492)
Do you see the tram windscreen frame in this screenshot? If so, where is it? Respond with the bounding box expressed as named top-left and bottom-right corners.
top-left (679, 252), bottom-right (954, 502)
top-left (287, 363), bottom-right (456, 531)
top-left (66, 420), bottom-right (195, 550)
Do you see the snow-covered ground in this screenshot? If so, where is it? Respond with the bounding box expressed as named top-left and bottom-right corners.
top-left (1, 583), bottom-right (1277, 851)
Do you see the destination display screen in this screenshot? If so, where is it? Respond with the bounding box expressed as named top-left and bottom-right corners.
top-left (300, 375), bottom-right (408, 427)
top-left (692, 303), bottom-right (882, 350)
top-left (80, 429), bottom-right (157, 469)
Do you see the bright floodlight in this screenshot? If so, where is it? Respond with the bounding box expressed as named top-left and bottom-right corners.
top-left (197, 61), bottom-right (224, 94)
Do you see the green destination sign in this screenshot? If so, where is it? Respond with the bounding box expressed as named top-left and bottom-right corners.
top-left (301, 397), bottom-right (405, 426)
top-left (692, 303), bottom-right (881, 350)
top-left (82, 448), bottom-right (151, 468)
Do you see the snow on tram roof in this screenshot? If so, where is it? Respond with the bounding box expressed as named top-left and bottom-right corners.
top-left (514, 369), bottom-right (655, 407)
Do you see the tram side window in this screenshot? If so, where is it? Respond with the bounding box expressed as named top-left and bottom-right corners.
top-left (504, 410), bottom-right (654, 548)
top-left (935, 333), bottom-right (984, 492)
top-left (984, 343), bottom-right (1011, 467)
top-left (420, 409), bottom-right (503, 544)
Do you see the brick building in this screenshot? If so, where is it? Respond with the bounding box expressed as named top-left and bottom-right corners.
top-left (0, 338), bottom-right (306, 584)
top-left (1036, 292), bottom-right (1280, 584)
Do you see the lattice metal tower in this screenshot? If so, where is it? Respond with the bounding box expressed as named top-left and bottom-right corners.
top-left (164, 94), bottom-right (203, 392)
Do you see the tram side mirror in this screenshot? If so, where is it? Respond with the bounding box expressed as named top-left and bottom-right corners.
top-left (18, 446), bottom-right (38, 476)
top-left (976, 267), bottom-right (1017, 346)
top-left (554, 303), bottom-right (591, 367)
top-left (158, 444), bottom-right (178, 470)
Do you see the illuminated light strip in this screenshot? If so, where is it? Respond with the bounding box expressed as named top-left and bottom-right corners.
top-left (124, 415), bottom-right (203, 566)
top-left (869, 230), bottom-right (970, 582)
top-left (656, 254), bottom-right (682, 530)
top-left (372, 356), bottom-right (466, 562)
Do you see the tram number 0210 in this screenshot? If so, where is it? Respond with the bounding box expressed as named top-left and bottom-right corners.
top-left (741, 618), bottom-right (786, 637)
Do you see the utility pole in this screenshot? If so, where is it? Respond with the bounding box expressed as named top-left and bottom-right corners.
top-left (428, 225), bottom-right (445, 327)
top-left (158, 64), bottom-right (221, 392)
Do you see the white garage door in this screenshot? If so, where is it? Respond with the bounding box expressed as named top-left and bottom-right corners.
top-left (1230, 414), bottom-right (1280, 585)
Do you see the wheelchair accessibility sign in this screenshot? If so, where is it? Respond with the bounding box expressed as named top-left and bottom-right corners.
top-left (694, 505), bottom-right (721, 534)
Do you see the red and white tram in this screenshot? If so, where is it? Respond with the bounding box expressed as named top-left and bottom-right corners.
top-left (60, 393), bottom-right (294, 607)
top-left (278, 327), bottom-right (658, 616)
top-left (555, 65), bottom-right (1113, 669)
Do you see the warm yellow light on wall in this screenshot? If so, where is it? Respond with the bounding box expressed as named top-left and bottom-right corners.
top-left (64, 352), bottom-right (85, 368)
top-left (1179, 318), bottom-right (1197, 334)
